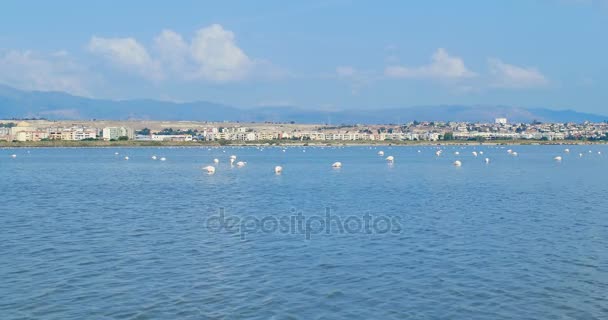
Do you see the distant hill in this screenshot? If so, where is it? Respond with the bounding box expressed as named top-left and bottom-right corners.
top-left (0, 84), bottom-right (606, 124)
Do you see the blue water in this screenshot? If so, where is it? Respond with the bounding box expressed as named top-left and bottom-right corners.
top-left (1, 145), bottom-right (607, 319)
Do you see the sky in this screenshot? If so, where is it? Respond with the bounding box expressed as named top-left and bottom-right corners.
top-left (0, 0), bottom-right (607, 113)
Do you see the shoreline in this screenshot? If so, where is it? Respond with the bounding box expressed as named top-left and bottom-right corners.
top-left (1, 140), bottom-right (606, 148)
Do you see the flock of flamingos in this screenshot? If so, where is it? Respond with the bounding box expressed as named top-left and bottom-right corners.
top-left (7, 145), bottom-right (602, 175)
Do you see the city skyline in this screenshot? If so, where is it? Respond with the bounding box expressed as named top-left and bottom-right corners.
top-left (3, 117), bottom-right (608, 145)
top-left (1, 1), bottom-right (607, 113)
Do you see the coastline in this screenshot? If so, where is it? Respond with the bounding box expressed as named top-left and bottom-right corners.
top-left (1, 140), bottom-right (606, 148)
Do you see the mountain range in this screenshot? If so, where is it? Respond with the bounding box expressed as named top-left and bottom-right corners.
top-left (0, 84), bottom-right (606, 124)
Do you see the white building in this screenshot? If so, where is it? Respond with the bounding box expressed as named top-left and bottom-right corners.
top-left (495, 118), bottom-right (508, 124)
top-left (151, 134), bottom-right (193, 142)
top-left (0, 127), bottom-right (10, 140)
top-left (102, 127), bottom-right (134, 140)
top-left (70, 128), bottom-right (98, 140)
top-left (245, 132), bottom-right (257, 141)
top-left (135, 134), bottom-right (152, 141)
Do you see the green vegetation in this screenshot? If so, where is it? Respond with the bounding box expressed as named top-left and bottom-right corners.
top-left (442, 132), bottom-right (454, 140)
top-left (136, 128), bottom-right (151, 135)
top-left (0, 139), bottom-right (605, 148)
top-left (156, 128), bottom-right (198, 135)
top-left (217, 139), bottom-right (230, 146)
top-left (0, 140), bottom-right (170, 148)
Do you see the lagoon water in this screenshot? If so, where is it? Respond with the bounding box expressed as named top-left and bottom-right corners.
top-left (1, 145), bottom-right (607, 319)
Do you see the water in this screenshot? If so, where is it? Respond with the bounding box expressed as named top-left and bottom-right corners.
top-left (1, 145), bottom-right (607, 319)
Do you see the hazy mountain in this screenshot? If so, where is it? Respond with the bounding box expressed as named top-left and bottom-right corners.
top-left (0, 84), bottom-right (241, 121)
top-left (0, 84), bottom-right (606, 124)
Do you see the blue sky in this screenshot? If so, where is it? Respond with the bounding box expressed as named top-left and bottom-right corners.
top-left (1, 0), bottom-right (607, 113)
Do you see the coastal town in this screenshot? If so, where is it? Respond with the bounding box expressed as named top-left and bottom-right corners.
top-left (1, 118), bottom-right (608, 143)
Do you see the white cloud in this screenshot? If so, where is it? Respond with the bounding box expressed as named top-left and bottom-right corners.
top-left (88, 36), bottom-right (162, 81)
top-left (89, 24), bottom-right (256, 83)
top-left (385, 48), bottom-right (476, 80)
top-left (189, 24), bottom-right (252, 82)
top-left (488, 58), bottom-right (548, 88)
top-left (154, 29), bottom-right (189, 72)
top-left (336, 66), bottom-right (356, 77)
top-left (0, 50), bottom-right (90, 95)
